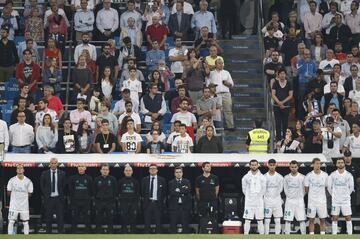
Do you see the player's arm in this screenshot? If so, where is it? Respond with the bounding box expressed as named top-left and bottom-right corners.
top-left (278, 177), bottom-right (284, 195)
top-left (283, 178), bottom-right (289, 197)
top-left (348, 175), bottom-right (355, 193)
top-left (195, 187), bottom-right (200, 201)
top-left (215, 185), bottom-right (219, 197)
top-left (326, 174), bottom-right (333, 195)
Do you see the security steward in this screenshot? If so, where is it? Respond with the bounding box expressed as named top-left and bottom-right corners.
top-left (168, 166), bottom-right (192, 233)
top-left (246, 119), bottom-right (270, 154)
top-left (93, 164), bottom-right (117, 233)
top-left (118, 165), bottom-right (140, 233)
top-left (68, 164), bottom-right (93, 233)
top-left (195, 162), bottom-right (220, 217)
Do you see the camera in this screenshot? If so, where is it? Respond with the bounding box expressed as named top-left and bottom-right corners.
top-left (327, 139), bottom-right (334, 149)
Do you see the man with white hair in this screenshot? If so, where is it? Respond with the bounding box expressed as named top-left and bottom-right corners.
top-left (191, 0), bottom-right (217, 38)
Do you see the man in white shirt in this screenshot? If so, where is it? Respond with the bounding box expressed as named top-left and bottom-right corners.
top-left (304, 157), bottom-right (329, 235)
top-left (322, 2), bottom-right (342, 38)
top-left (120, 119), bottom-right (142, 153)
top-left (322, 116), bottom-right (342, 158)
top-left (264, 159), bottom-right (283, 235)
top-left (242, 159), bottom-right (266, 235)
top-left (112, 88), bottom-right (139, 117)
top-left (35, 98), bottom-right (58, 129)
top-left (168, 36), bottom-right (188, 79)
top-left (71, 0), bottom-right (95, 12)
top-left (74, 0), bottom-right (95, 41)
top-left (95, 0), bottom-right (119, 40)
top-left (319, 49), bottom-right (340, 83)
top-left (121, 66), bottom-right (142, 106)
top-left (120, 0), bottom-right (142, 30)
top-left (118, 101), bottom-right (141, 133)
top-left (303, 0), bottom-right (323, 42)
top-left (9, 111), bottom-right (34, 153)
top-left (44, 0), bottom-right (70, 28)
top-left (328, 157), bottom-right (354, 235)
top-left (283, 160), bottom-right (306, 235)
top-left (172, 123), bottom-right (193, 153)
top-left (7, 164), bottom-right (33, 235)
top-left (207, 58), bottom-right (234, 129)
top-left (344, 121), bottom-right (360, 156)
top-left (171, 0), bottom-right (194, 15)
top-left (0, 118), bottom-right (9, 152)
top-left (69, 98), bottom-right (92, 131)
top-left (170, 98), bottom-right (197, 132)
top-left (73, 32), bottom-right (97, 64)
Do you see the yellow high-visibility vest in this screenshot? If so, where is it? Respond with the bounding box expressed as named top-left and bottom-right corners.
top-left (248, 128), bottom-right (270, 154)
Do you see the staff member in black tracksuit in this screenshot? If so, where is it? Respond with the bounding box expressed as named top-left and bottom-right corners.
top-left (168, 166), bottom-right (192, 233)
top-left (118, 165), bottom-right (140, 233)
top-left (195, 162), bottom-right (219, 217)
top-left (93, 164), bottom-right (117, 233)
top-left (68, 164), bottom-right (93, 233)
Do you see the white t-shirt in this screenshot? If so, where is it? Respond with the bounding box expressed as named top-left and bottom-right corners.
top-left (122, 79), bottom-right (142, 104)
top-left (344, 134), bottom-right (360, 156)
top-left (304, 170), bottom-right (328, 205)
top-left (319, 58), bottom-right (340, 83)
top-left (348, 90), bottom-right (360, 106)
top-left (35, 109), bottom-right (58, 125)
top-left (284, 173), bottom-right (305, 200)
top-left (121, 131), bottom-right (142, 152)
top-left (7, 176), bottom-right (33, 212)
top-left (118, 112), bottom-right (141, 126)
top-left (327, 170), bottom-right (354, 206)
top-left (264, 172), bottom-right (284, 208)
top-left (323, 83), bottom-right (345, 95)
top-left (169, 47), bottom-right (188, 73)
top-left (170, 111), bottom-right (197, 127)
top-left (172, 134), bottom-right (193, 153)
top-left (321, 126), bottom-right (342, 156)
top-left (241, 170), bottom-right (266, 208)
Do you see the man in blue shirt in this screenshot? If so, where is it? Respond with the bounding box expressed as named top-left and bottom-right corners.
top-left (191, 0), bottom-right (217, 39)
top-left (146, 40), bottom-right (165, 72)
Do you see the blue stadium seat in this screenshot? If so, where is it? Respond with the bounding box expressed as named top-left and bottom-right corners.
top-left (5, 78), bottom-right (19, 102)
top-left (14, 36), bottom-right (24, 45)
top-left (163, 112), bottom-right (172, 124)
top-left (0, 102), bottom-right (13, 124)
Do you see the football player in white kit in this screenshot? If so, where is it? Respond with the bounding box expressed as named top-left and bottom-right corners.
top-left (242, 159), bottom-right (267, 234)
top-left (264, 159), bottom-right (283, 234)
top-left (7, 164), bottom-right (33, 234)
top-left (283, 160), bottom-right (306, 234)
top-left (327, 157), bottom-right (354, 235)
top-left (304, 157), bottom-right (328, 234)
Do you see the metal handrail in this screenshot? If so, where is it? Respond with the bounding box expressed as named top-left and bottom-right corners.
top-left (64, 21), bottom-right (74, 116)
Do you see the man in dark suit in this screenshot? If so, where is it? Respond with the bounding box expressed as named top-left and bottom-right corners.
top-left (168, 0), bottom-right (192, 41)
top-left (40, 157), bottom-right (66, 233)
top-left (47, 24), bottom-right (65, 55)
top-left (141, 164), bottom-right (167, 233)
top-left (343, 65), bottom-right (359, 97)
top-left (168, 166), bottom-right (192, 233)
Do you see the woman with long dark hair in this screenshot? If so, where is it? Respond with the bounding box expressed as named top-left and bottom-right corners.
top-left (36, 113), bottom-right (58, 153)
top-left (146, 121), bottom-right (166, 144)
top-left (77, 120), bottom-right (93, 153)
top-left (276, 127), bottom-right (301, 153)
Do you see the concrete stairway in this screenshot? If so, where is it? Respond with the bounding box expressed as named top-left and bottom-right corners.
top-left (220, 35), bottom-right (266, 153)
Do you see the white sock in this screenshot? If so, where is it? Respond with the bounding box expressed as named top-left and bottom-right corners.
top-left (274, 218), bottom-right (281, 234)
top-left (332, 221), bottom-right (337, 235)
top-left (320, 231), bottom-right (326, 235)
top-left (23, 221), bottom-right (29, 235)
top-left (258, 220), bottom-right (264, 234)
top-left (264, 218), bottom-right (270, 234)
top-left (310, 232), bottom-right (314, 235)
top-left (284, 221), bottom-right (291, 235)
top-left (346, 221), bottom-right (353, 235)
top-left (244, 220), bottom-right (251, 235)
top-left (300, 221), bottom-right (306, 235)
top-left (8, 220), bottom-right (15, 235)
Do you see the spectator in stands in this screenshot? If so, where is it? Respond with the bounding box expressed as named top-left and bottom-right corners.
top-left (43, 57), bottom-right (62, 98)
top-left (142, 1), bottom-right (169, 29)
top-left (71, 0), bottom-right (95, 12)
top-left (81, 49), bottom-right (97, 83)
top-left (344, 121), bottom-right (360, 155)
top-left (95, 0), bottom-right (119, 41)
top-left (207, 58), bottom-right (234, 130)
top-left (146, 121), bottom-right (166, 144)
top-left (329, 14), bottom-right (352, 52)
top-left (121, 66), bottom-right (142, 105)
top-left (9, 111), bottom-right (34, 153)
top-left (70, 98), bottom-right (92, 132)
top-left (345, 1), bottom-right (360, 46)
top-left (342, 54), bottom-right (360, 78)
top-left (157, 59), bottom-right (175, 90)
top-left (56, 118), bottom-right (79, 153)
top-left (43, 37), bottom-right (62, 70)
top-left (191, 0), bottom-right (217, 39)
top-left (36, 114), bottom-right (58, 153)
top-left (171, 99), bottom-right (197, 140)
top-left (13, 84), bottom-right (35, 111)
top-left (197, 125), bottom-right (223, 153)
top-left (74, 32), bottom-right (96, 65)
top-left (118, 101), bottom-right (141, 133)
top-left (303, 119), bottom-right (323, 153)
top-left (118, 37), bottom-right (142, 71)
top-left (166, 120), bottom-right (181, 149)
top-left (0, 3), bottom-right (18, 41)
top-left (146, 40), bottom-right (165, 72)
top-left (119, 58), bottom-right (144, 87)
top-left (149, 69), bottom-right (165, 93)
top-left (319, 49), bottom-right (340, 82)
top-left (48, 23), bottom-right (66, 56)
top-left (169, 37), bottom-right (188, 79)
top-left (264, 50), bottom-right (284, 83)
top-left (74, 0), bottom-right (94, 42)
top-left (46, 5), bottom-right (68, 39)
top-left (322, 116), bottom-right (342, 158)
top-left (16, 49), bottom-right (41, 95)
top-left (120, 118), bottom-right (142, 153)
top-left (42, 86), bottom-right (63, 119)
top-left (168, 0), bottom-right (192, 41)
top-left (276, 127), bottom-right (302, 153)
top-left (205, 45), bottom-right (224, 71)
top-left (302, 90), bottom-right (323, 122)
top-left (17, 31), bottom-right (39, 63)
top-left (321, 2), bottom-right (341, 42)
top-left (208, 83), bottom-right (222, 128)
top-left (289, 42), bottom-right (305, 78)
top-left (334, 43), bottom-right (348, 64)
top-left (97, 101), bottom-right (118, 134)
top-left (95, 118), bottom-right (116, 154)
top-left (146, 15), bottom-right (168, 50)
top-left (343, 97), bottom-right (353, 117)
top-left (146, 129), bottom-right (166, 154)
top-left (272, 68), bottom-right (293, 141)
top-left (96, 43), bottom-right (119, 81)
top-left (10, 96), bottom-right (35, 126)
top-left (112, 88), bottom-right (139, 117)
top-left (196, 87), bottom-right (216, 123)
top-left (25, 9), bottom-right (44, 42)
top-left (44, 0), bottom-right (69, 27)
top-left (324, 66), bottom-right (346, 95)
top-left (195, 116), bottom-right (216, 143)
top-left (141, 83), bottom-right (167, 128)
top-left (264, 24), bottom-right (279, 52)
top-left (310, 32), bottom-right (328, 65)
top-left (172, 123), bottom-right (194, 153)
top-left (24, 0), bottom-right (44, 18)
top-left (262, 11), bottom-right (285, 33)
top-left (194, 26), bottom-right (223, 57)
top-left (171, 85), bottom-right (192, 114)
top-left (72, 54), bottom-right (92, 103)
top-left (35, 98), bottom-right (58, 128)
top-left (321, 81), bottom-right (344, 114)
top-left (77, 119), bottom-right (93, 153)
top-left (0, 116), bottom-right (9, 152)
top-left (332, 108), bottom-right (351, 147)
top-left (344, 65), bottom-right (360, 96)
top-left (99, 66), bottom-right (115, 103)
top-left (348, 78), bottom-right (360, 106)
top-left (120, 0), bottom-right (142, 31)
top-left (0, 25), bottom-right (18, 83)
top-left (303, 1), bottom-right (323, 47)
top-left (120, 17), bottom-right (142, 48)
top-left (89, 87), bottom-right (102, 120)
top-left (308, 69), bottom-right (327, 101)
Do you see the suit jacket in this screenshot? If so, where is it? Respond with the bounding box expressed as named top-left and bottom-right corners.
top-left (344, 76), bottom-right (356, 97)
top-left (40, 169), bottom-right (66, 199)
top-left (168, 12), bottom-right (192, 41)
top-left (48, 33), bottom-right (65, 54)
top-left (141, 175), bottom-right (167, 207)
top-left (168, 178), bottom-right (191, 210)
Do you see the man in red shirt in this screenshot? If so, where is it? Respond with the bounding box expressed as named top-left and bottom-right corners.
top-left (43, 85), bottom-right (64, 119)
top-left (16, 49), bottom-right (41, 94)
top-left (146, 14), bottom-right (168, 50)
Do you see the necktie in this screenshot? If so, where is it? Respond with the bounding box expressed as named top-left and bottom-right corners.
top-left (177, 13), bottom-right (181, 30)
top-left (51, 171), bottom-right (56, 193)
top-left (150, 177), bottom-right (154, 199)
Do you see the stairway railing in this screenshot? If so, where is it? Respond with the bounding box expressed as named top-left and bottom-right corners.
top-left (64, 21), bottom-right (74, 116)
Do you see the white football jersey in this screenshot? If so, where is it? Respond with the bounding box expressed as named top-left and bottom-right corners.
top-left (7, 176), bottom-right (33, 212)
top-left (304, 170), bottom-right (328, 204)
top-left (284, 172), bottom-right (305, 200)
top-left (242, 170), bottom-right (267, 208)
top-left (121, 132), bottom-right (143, 152)
top-left (264, 172), bottom-right (283, 207)
top-left (327, 170), bottom-right (354, 206)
